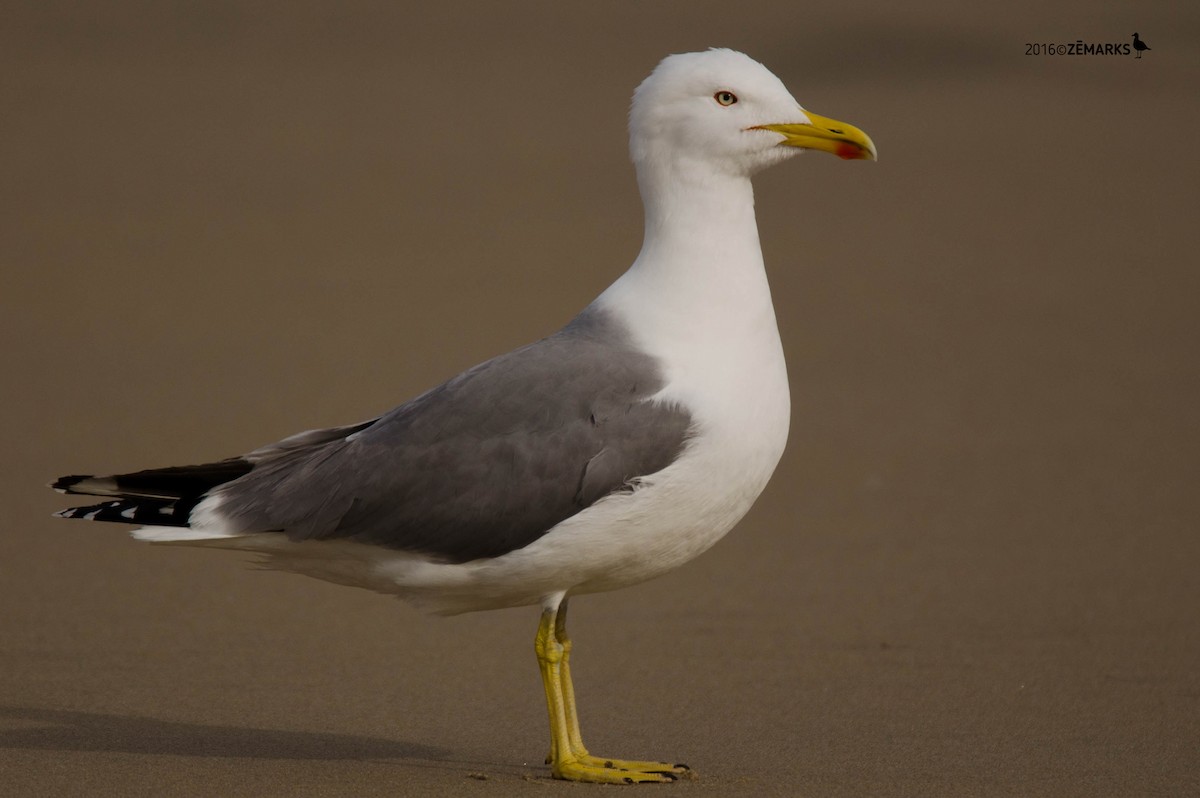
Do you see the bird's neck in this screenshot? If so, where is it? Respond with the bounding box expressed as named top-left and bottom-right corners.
top-left (633, 162), bottom-right (763, 282)
top-left (594, 161), bottom-right (780, 359)
top-left (601, 162), bottom-right (772, 319)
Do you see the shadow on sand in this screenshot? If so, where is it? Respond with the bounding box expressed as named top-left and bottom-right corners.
top-left (0, 706), bottom-right (446, 761)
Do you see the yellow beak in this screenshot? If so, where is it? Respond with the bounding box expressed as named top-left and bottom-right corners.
top-left (752, 111), bottom-right (877, 161)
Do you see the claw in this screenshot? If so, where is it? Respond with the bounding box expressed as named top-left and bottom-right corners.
top-left (553, 757), bottom-right (678, 784)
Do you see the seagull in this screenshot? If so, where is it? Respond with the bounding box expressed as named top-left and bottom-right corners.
top-left (52, 48), bottom-right (875, 784)
top-left (1132, 32), bottom-right (1150, 58)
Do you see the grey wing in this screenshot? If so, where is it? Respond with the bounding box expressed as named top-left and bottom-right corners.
top-left (214, 310), bottom-right (693, 563)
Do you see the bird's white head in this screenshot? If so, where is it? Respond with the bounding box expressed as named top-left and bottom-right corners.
top-left (629, 49), bottom-right (876, 180)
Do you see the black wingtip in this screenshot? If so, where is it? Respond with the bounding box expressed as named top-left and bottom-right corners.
top-left (52, 502), bottom-right (121, 521)
top-left (49, 459), bottom-right (253, 501)
top-left (52, 498), bottom-right (193, 526)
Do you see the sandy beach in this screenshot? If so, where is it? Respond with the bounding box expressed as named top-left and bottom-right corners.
top-left (2, 3), bottom-right (1197, 795)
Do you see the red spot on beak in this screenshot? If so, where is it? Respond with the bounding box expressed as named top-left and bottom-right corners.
top-left (836, 142), bottom-right (862, 160)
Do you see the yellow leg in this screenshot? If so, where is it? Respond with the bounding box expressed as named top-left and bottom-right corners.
top-left (535, 597), bottom-right (691, 783)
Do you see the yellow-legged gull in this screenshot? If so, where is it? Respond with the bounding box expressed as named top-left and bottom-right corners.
top-left (53, 48), bottom-right (875, 783)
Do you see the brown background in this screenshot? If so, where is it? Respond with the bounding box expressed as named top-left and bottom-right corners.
top-left (2, 2), bottom-right (1197, 796)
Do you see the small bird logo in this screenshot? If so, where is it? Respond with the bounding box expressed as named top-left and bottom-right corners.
top-left (1132, 32), bottom-right (1151, 58)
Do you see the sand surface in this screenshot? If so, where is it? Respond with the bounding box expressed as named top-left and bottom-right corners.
top-left (3, 3), bottom-right (1197, 795)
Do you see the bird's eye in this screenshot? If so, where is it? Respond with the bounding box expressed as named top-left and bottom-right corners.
top-left (714, 91), bottom-right (738, 107)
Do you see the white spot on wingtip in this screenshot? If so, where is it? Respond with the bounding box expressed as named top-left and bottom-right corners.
top-left (120, 506), bottom-right (137, 519)
top-left (82, 510), bottom-right (100, 521)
